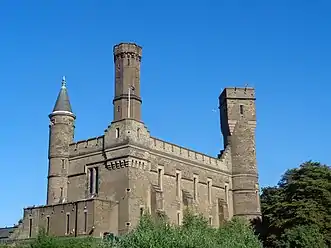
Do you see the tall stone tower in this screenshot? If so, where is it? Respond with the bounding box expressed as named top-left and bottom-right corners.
top-left (219, 87), bottom-right (261, 220)
top-left (47, 77), bottom-right (75, 205)
top-left (113, 43), bottom-right (142, 121)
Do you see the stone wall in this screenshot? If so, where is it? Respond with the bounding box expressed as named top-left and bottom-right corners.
top-left (62, 118), bottom-right (236, 233)
top-left (18, 199), bottom-right (116, 239)
top-left (69, 136), bottom-right (104, 157)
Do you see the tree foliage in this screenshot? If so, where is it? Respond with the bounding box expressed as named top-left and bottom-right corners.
top-left (119, 210), bottom-right (261, 248)
top-left (280, 225), bottom-right (327, 248)
top-left (260, 161), bottom-right (331, 247)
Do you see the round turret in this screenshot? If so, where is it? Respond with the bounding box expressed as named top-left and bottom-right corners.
top-left (47, 77), bottom-right (75, 205)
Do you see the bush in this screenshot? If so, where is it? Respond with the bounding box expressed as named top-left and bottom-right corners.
top-left (118, 210), bottom-right (262, 248)
top-left (7, 211), bottom-right (262, 248)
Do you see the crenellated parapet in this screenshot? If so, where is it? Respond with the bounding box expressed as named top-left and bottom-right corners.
top-left (150, 137), bottom-right (230, 172)
top-left (113, 43), bottom-right (142, 61)
top-left (69, 136), bottom-right (104, 157)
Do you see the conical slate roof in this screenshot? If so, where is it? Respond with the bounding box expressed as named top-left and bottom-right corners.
top-left (52, 76), bottom-right (73, 113)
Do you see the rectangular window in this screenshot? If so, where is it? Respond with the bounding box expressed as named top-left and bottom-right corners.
top-left (176, 171), bottom-right (181, 198)
top-left (158, 168), bottom-right (163, 190)
top-left (193, 175), bottom-right (198, 200)
top-left (84, 211), bottom-right (88, 233)
top-left (207, 179), bottom-right (212, 204)
top-left (29, 218), bottom-right (32, 238)
top-left (46, 216), bottom-right (50, 235)
top-left (61, 159), bottom-right (65, 169)
top-left (239, 105), bottom-right (244, 115)
top-left (115, 128), bottom-right (120, 138)
top-left (66, 214), bottom-right (70, 235)
top-left (209, 216), bottom-right (212, 225)
top-left (177, 212), bottom-right (180, 225)
top-left (89, 168), bottom-right (94, 195)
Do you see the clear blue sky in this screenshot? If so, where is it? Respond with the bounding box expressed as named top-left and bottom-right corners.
top-left (1, 0), bottom-right (330, 227)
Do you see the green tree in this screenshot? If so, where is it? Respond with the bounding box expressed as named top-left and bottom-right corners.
top-left (260, 161), bottom-right (331, 247)
top-left (280, 225), bottom-right (327, 248)
top-left (119, 210), bottom-right (262, 248)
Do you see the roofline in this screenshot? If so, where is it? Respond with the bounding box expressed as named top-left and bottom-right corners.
top-left (49, 110), bottom-right (76, 119)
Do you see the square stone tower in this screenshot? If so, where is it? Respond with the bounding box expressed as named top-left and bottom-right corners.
top-left (219, 88), bottom-right (261, 219)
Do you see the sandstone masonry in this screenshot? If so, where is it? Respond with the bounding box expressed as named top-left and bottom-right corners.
top-left (7, 42), bottom-right (261, 239)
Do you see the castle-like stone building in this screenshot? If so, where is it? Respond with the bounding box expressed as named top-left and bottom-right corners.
top-left (5, 42), bottom-right (261, 240)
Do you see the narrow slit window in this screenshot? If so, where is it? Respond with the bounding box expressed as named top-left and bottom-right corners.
top-left (84, 211), bottom-right (88, 233)
top-left (29, 218), bottom-right (32, 238)
top-left (46, 216), bottom-right (50, 235)
top-left (207, 179), bottom-right (212, 203)
top-left (89, 168), bottom-right (94, 195)
top-left (66, 214), bottom-right (70, 235)
top-left (140, 207), bottom-right (144, 217)
top-left (225, 184), bottom-right (229, 204)
top-left (115, 128), bottom-right (120, 138)
top-left (60, 187), bottom-right (63, 200)
top-left (209, 216), bottom-right (212, 225)
top-left (117, 106), bottom-right (120, 112)
top-left (177, 212), bottom-right (180, 225)
top-left (239, 104), bottom-right (244, 115)
top-left (158, 168), bottom-right (163, 190)
top-left (256, 184), bottom-right (260, 210)
top-left (176, 172), bottom-right (180, 197)
top-left (193, 176), bottom-right (198, 200)
top-left (95, 167), bottom-right (99, 194)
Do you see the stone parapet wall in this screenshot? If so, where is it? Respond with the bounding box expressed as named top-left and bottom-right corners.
top-left (69, 136), bottom-right (104, 157)
top-left (150, 137), bottom-right (231, 172)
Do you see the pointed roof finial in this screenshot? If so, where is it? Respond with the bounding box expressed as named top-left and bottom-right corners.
top-left (51, 76), bottom-right (73, 115)
top-left (61, 76), bottom-right (66, 88)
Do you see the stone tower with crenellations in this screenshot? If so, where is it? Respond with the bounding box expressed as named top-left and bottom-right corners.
top-left (5, 42), bottom-right (261, 240)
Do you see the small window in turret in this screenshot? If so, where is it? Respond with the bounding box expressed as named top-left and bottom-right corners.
top-left (239, 105), bottom-right (244, 115)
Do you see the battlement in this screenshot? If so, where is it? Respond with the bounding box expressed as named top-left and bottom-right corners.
top-left (113, 43), bottom-right (142, 58)
top-left (24, 197), bottom-right (111, 211)
top-left (150, 137), bottom-right (231, 172)
top-left (69, 136), bottom-right (104, 157)
top-left (219, 87), bottom-right (255, 103)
